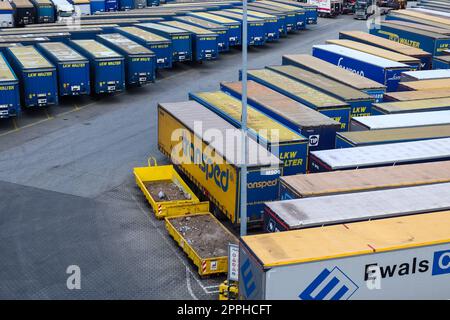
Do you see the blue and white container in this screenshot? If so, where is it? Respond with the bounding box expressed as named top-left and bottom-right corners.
top-left (312, 44), bottom-right (412, 92)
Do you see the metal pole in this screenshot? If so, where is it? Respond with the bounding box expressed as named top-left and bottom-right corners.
top-left (240, 0), bottom-right (248, 237)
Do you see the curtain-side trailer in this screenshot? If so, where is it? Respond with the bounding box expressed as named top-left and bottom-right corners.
top-left (0, 52), bottom-right (20, 118)
top-left (309, 137), bottom-right (450, 172)
top-left (339, 30), bottom-right (433, 70)
top-left (279, 160), bottom-right (450, 199)
top-left (136, 22), bottom-right (193, 63)
top-left (351, 110), bottom-right (450, 131)
top-left (244, 68), bottom-right (351, 131)
top-left (69, 39), bottom-right (125, 94)
top-left (189, 90), bottom-right (309, 175)
top-left (240, 212), bottom-right (450, 299)
top-left (173, 16), bottom-right (230, 52)
top-left (5, 46), bottom-right (58, 108)
top-left (158, 101), bottom-right (282, 226)
top-left (282, 54), bottom-right (386, 102)
top-left (187, 11), bottom-right (241, 47)
top-left (264, 182), bottom-right (450, 232)
top-left (312, 44), bottom-right (412, 92)
top-left (268, 65), bottom-right (375, 118)
top-left (115, 26), bottom-right (173, 69)
top-left (336, 124), bottom-right (450, 148)
top-left (160, 20), bottom-right (218, 62)
top-left (96, 33), bottom-right (156, 87)
top-left (36, 42), bottom-right (90, 96)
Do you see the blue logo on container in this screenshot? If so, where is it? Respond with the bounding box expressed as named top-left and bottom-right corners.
top-left (432, 250), bottom-right (450, 276)
top-left (299, 267), bottom-right (358, 300)
top-left (240, 259), bottom-right (256, 298)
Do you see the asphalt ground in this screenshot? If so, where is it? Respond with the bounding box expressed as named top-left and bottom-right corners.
top-left (0, 14), bottom-right (367, 299)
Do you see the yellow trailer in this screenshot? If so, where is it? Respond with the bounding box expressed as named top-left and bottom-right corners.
top-left (134, 158), bottom-right (209, 219)
top-left (165, 212), bottom-right (238, 276)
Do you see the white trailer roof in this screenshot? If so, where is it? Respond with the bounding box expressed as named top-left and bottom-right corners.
top-left (310, 137), bottom-right (450, 169)
top-left (266, 182), bottom-right (450, 229)
top-left (352, 110), bottom-right (450, 130)
top-left (402, 69), bottom-right (450, 81)
top-left (313, 44), bottom-right (410, 69)
top-left (159, 101), bottom-right (281, 167)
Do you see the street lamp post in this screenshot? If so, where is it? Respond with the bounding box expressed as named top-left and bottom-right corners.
top-left (240, 0), bottom-right (248, 238)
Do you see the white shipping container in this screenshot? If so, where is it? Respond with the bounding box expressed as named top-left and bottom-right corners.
top-left (401, 69), bottom-right (450, 82)
top-left (240, 212), bottom-right (450, 300)
top-left (351, 110), bottom-right (450, 130)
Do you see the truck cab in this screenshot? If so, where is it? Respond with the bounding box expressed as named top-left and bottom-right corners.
top-left (354, 0), bottom-right (376, 19)
top-left (50, 0), bottom-right (75, 22)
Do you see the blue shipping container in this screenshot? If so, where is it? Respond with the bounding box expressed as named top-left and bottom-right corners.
top-left (312, 44), bottom-right (412, 92)
top-left (118, 0), bottom-right (133, 10)
top-left (258, 0), bottom-right (307, 29)
top-left (282, 54), bottom-right (387, 103)
top-left (370, 22), bottom-right (450, 57)
top-left (189, 91), bottom-right (309, 175)
top-left (271, 0), bottom-right (316, 24)
top-left (309, 137), bottom-right (450, 172)
top-left (220, 80), bottom-right (341, 151)
top-left (187, 11), bottom-right (241, 46)
top-left (69, 39), bottom-right (125, 94)
top-left (225, 8), bottom-right (280, 42)
top-left (433, 56), bottom-right (450, 69)
top-left (173, 16), bottom-right (230, 52)
top-left (5, 46), bottom-right (58, 108)
top-left (36, 42), bottom-right (90, 96)
top-left (248, 2), bottom-right (297, 33)
top-left (96, 33), bottom-right (156, 86)
top-left (247, 5), bottom-right (287, 36)
top-left (268, 65), bottom-right (375, 118)
top-left (0, 52), bottom-right (20, 118)
top-left (160, 20), bottom-right (218, 62)
top-left (136, 23), bottom-right (192, 62)
top-left (210, 10), bottom-right (266, 46)
top-left (115, 26), bottom-right (172, 69)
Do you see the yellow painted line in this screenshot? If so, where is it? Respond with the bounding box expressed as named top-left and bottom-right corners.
top-left (12, 118), bottom-right (18, 131)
